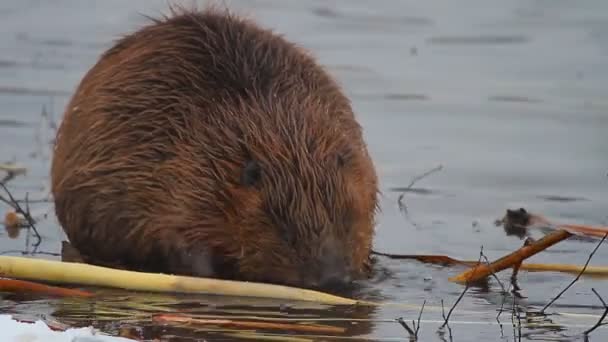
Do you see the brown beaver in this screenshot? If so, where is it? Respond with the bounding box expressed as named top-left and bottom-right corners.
top-left (50, 7), bottom-right (379, 290)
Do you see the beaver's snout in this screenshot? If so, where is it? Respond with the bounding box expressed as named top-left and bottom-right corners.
top-left (317, 263), bottom-right (354, 291)
top-left (302, 267), bottom-right (353, 291)
top-left (299, 238), bottom-right (356, 290)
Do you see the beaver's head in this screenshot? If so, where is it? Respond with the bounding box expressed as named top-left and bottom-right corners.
top-left (187, 98), bottom-right (379, 291)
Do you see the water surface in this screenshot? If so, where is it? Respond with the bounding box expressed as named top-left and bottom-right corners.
top-left (1, 0), bottom-right (607, 341)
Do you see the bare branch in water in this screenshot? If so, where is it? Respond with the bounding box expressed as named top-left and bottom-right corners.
top-left (397, 164), bottom-right (443, 214)
top-left (0, 250), bottom-right (60, 257)
top-left (478, 249), bottom-right (509, 330)
top-left (438, 301), bottom-right (454, 342)
top-left (584, 288), bottom-right (608, 337)
top-left (511, 291), bottom-right (522, 342)
top-left (440, 246), bottom-right (484, 329)
top-left (414, 299), bottom-right (426, 338)
top-left (396, 317), bottom-right (416, 341)
top-left (540, 232), bottom-right (608, 314)
top-left (0, 183), bottom-right (42, 247)
top-left (0, 163), bottom-right (27, 185)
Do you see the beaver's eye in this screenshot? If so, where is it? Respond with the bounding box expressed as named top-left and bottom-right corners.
top-left (337, 154), bottom-right (345, 167)
top-left (337, 151), bottom-right (352, 168)
top-left (241, 160), bottom-right (261, 186)
top-left (281, 225), bottom-right (297, 247)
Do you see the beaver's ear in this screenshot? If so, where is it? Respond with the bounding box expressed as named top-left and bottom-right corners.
top-left (241, 160), bottom-right (261, 187)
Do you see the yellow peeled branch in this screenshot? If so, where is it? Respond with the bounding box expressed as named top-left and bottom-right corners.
top-left (0, 255), bottom-right (357, 305)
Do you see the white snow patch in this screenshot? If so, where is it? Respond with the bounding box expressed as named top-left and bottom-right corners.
top-left (0, 315), bottom-right (137, 342)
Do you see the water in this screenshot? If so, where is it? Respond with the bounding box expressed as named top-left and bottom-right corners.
top-left (1, 0), bottom-right (607, 340)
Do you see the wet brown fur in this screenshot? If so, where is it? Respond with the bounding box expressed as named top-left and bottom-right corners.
top-left (50, 6), bottom-right (379, 289)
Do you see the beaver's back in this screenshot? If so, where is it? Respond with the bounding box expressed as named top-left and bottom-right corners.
top-left (51, 8), bottom-right (378, 288)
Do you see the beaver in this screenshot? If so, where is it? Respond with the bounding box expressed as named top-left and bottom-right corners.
top-left (50, 7), bottom-right (379, 290)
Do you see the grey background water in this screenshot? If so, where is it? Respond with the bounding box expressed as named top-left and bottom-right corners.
top-left (0, 0), bottom-right (607, 341)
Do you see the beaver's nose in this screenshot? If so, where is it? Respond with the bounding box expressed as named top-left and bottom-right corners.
top-left (299, 255), bottom-right (352, 290)
top-left (301, 269), bottom-right (351, 291)
top-left (314, 253), bottom-right (353, 290)
top-left (318, 270), bottom-right (352, 291)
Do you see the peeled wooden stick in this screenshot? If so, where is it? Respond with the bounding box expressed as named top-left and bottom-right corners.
top-left (449, 229), bottom-right (572, 283)
top-left (371, 251), bottom-right (466, 266)
top-left (559, 223), bottom-right (608, 239)
top-left (0, 278), bottom-right (93, 297)
top-left (0, 163), bottom-right (27, 174)
top-left (152, 314), bottom-right (346, 334)
top-left (0, 256), bottom-right (357, 305)
top-left (517, 263), bottom-right (608, 276)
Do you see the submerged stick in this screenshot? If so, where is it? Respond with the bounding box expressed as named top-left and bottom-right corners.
top-left (448, 229), bottom-right (572, 283)
top-left (540, 233), bottom-right (608, 314)
top-left (373, 251), bottom-right (608, 277)
top-left (0, 278), bottom-right (93, 297)
top-left (153, 314), bottom-right (346, 334)
top-left (584, 288), bottom-right (608, 337)
top-left (516, 263), bottom-right (608, 276)
top-left (0, 256), bottom-right (357, 305)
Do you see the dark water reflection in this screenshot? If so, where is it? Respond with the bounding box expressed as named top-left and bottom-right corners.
top-left (1, 0), bottom-right (607, 341)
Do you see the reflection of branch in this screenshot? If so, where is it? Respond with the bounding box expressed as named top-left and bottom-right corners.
top-left (511, 293), bottom-right (522, 342)
top-left (0, 250), bottom-right (60, 257)
top-left (479, 250), bottom-right (509, 330)
top-left (584, 288), bottom-right (608, 336)
top-left (438, 300), bottom-right (453, 342)
top-left (540, 233), bottom-right (607, 314)
top-left (396, 300), bottom-right (426, 341)
top-left (397, 164), bottom-right (443, 213)
top-left (0, 183), bottom-right (41, 247)
top-left (441, 246), bottom-right (483, 328)
top-left (497, 237), bottom-right (531, 333)
top-left (15, 197), bottom-right (53, 204)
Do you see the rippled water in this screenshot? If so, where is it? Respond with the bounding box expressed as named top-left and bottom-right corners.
top-left (1, 0), bottom-right (607, 341)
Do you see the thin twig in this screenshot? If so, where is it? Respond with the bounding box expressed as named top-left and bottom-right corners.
top-left (511, 294), bottom-right (516, 338)
top-left (0, 250), bottom-right (61, 257)
top-left (496, 238), bottom-right (530, 328)
top-left (0, 183), bottom-right (42, 247)
top-left (24, 192), bottom-right (33, 253)
top-left (540, 232), bottom-right (608, 314)
top-left (584, 288), bottom-right (608, 336)
top-left (479, 250), bottom-right (509, 329)
top-left (1, 173), bottom-right (14, 185)
top-left (511, 293), bottom-right (522, 342)
top-left (414, 299), bottom-right (426, 338)
top-left (437, 302), bottom-right (454, 342)
top-left (14, 197), bottom-right (53, 204)
top-left (397, 164), bottom-right (443, 213)
top-left (480, 252), bottom-right (507, 293)
top-left (441, 246), bottom-right (484, 328)
top-left (0, 163), bottom-right (27, 186)
top-left (497, 284), bottom-right (511, 338)
top-left (510, 283), bottom-right (524, 342)
top-left (396, 317), bottom-right (416, 340)
top-left (516, 304), bottom-right (522, 341)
